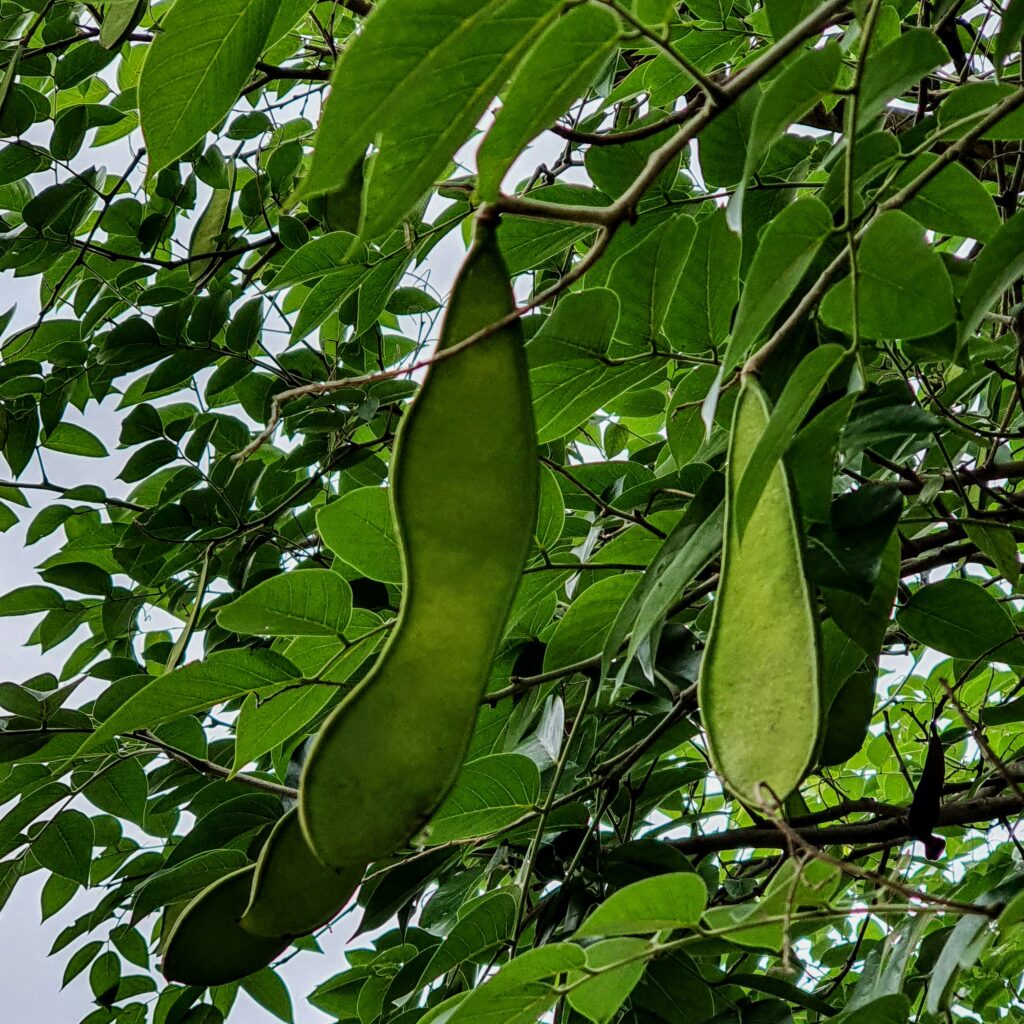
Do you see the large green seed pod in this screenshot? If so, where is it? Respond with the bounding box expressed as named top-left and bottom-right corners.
top-left (299, 217), bottom-right (538, 868)
top-left (698, 375), bottom-right (821, 806)
top-left (161, 866), bottom-right (288, 986)
top-left (241, 808), bottom-right (362, 939)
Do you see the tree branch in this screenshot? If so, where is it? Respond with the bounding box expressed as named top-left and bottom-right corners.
top-left (668, 784), bottom-right (1024, 856)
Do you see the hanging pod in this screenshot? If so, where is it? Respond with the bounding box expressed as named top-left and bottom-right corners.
top-left (160, 811), bottom-right (360, 986)
top-left (241, 807), bottom-right (363, 939)
top-left (698, 375), bottom-right (821, 807)
top-left (300, 215), bottom-right (539, 868)
top-left (161, 866), bottom-right (289, 986)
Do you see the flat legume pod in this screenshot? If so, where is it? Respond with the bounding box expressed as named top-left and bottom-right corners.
top-left (698, 375), bottom-right (821, 806)
top-left (241, 807), bottom-right (362, 939)
top-left (161, 866), bottom-right (288, 986)
top-left (300, 217), bottom-right (538, 868)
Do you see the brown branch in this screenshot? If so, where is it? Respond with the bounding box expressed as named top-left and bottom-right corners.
top-left (668, 785), bottom-right (1024, 856)
top-left (0, 727), bottom-right (296, 799)
top-left (759, 790), bottom-right (996, 918)
top-left (900, 540), bottom-right (984, 577)
top-left (240, 0), bottom-right (852, 460)
top-left (136, 731), bottom-right (296, 799)
top-left (896, 459), bottom-right (1024, 494)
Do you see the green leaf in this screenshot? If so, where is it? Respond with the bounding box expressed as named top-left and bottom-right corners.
top-left (535, 463), bottom-right (565, 551)
top-left (0, 782), bottom-right (69, 857)
top-left (528, 298), bottom-right (666, 441)
top-left (62, 940), bottom-right (102, 988)
top-left (632, 952), bottom-right (714, 1023)
top-left (82, 759), bottom-right (148, 825)
top-left (996, 0), bottom-right (1024, 76)
top-left (0, 586), bottom-right (65, 616)
top-left (726, 41), bottom-right (841, 231)
top-left (835, 995), bottom-right (912, 1024)
top-left (662, 208), bottom-right (739, 353)
top-left (885, 154), bottom-right (1001, 243)
top-left (823, 533), bottom-right (900, 656)
top-left (568, 938), bottom-right (649, 1024)
top-left (0, 145), bottom-right (48, 187)
top-left (302, 0), bottom-right (556, 238)
top-left (926, 914), bottom-right (994, 1014)
top-left (529, 288), bottom-right (619, 362)
top-left (965, 522), bottom-right (1020, 585)
top-left (725, 197), bottom-right (832, 371)
top-left (0, 46), bottom-right (21, 122)
top-left (228, 612), bottom-right (383, 777)
top-left (139, 0), bottom-right (281, 173)
top-left (703, 860), bottom-right (839, 948)
top-left (609, 214), bottom-right (695, 351)
top-left (217, 569), bottom-right (353, 637)
top-left (818, 666), bottom-right (876, 767)
top-left (90, 949), bottom-right (121, 1004)
top-left (938, 82), bottom-right (1024, 141)
top-left (99, 0), bottom-right (146, 49)
top-left (958, 210), bottom-right (1024, 343)
top-left (856, 28), bottom-right (947, 128)
top-left (164, 794), bottom-right (281, 869)
top-left (575, 873), bottom-right (707, 937)
top-left (982, 694), bottom-right (1024, 727)
top-left (447, 944), bottom-right (585, 1024)
top-left (189, 178), bottom-right (234, 280)
top-left (289, 266), bottom-right (366, 344)
top-left (476, 4), bottom-right (621, 200)
top-left (231, 687), bottom-right (332, 777)
top-left (634, 0), bottom-right (678, 25)
top-left (898, 577), bottom-right (1024, 665)
top-left (387, 287), bottom-right (441, 315)
top-left (607, 492), bottom-right (723, 678)
top-left (543, 575), bottom-right (638, 673)
top-left (0, 682), bottom-right (41, 719)
top-left (819, 210), bottom-right (956, 339)
top-left (764, 0), bottom-right (816, 39)
top-left (317, 486), bottom-right (402, 583)
top-left (269, 233), bottom-right (357, 289)
top-left (819, 619), bottom-right (864, 706)
top-left (75, 649), bottom-right (301, 756)
top-left (42, 423), bottom-right (108, 458)
top-left (416, 891), bottom-right (518, 988)
top-left (733, 344), bottom-right (848, 538)
top-left (241, 969), bottom-right (294, 1024)
top-left (267, 0), bottom-right (315, 45)
top-left (131, 849), bottom-right (249, 923)
top-left (727, 972), bottom-right (837, 1016)
top-left (587, 118), bottom-right (682, 199)
top-left (424, 753), bottom-right (541, 844)
top-left (32, 810), bottom-right (93, 886)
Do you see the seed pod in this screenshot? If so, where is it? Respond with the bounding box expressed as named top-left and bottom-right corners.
top-left (698, 375), bottom-right (822, 806)
top-left (299, 216), bottom-right (538, 868)
top-left (907, 724), bottom-right (946, 860)
top-left (161, 866), bottom-right (288, 986)
top-left (241, 808), bottom-right (362, 939)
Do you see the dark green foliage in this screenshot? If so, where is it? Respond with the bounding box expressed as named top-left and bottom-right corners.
top-left (1, 1), bottom-right (1024, 1022)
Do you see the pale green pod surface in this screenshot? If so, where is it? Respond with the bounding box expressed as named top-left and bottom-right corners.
top-left (161, 866), bottom-right (288, 986)
top-left (698, 376), bottom-right (821, 806)
top-left (241, 808), bottom-right (361, 939)
top-left (300, 219), bottom-right (539, 868)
